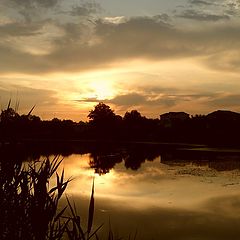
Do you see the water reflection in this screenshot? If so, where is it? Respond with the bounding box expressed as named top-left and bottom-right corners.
top-left (2, 142), bottom-right (240, 172)
top-left (61, 154), bottom-right (240, 209)
top-left (2, 143), bottom-right (240, 239)
top-left (58, 153), bottom-right (240, 240)
top-left (90, 153), bottom-right (122, 175)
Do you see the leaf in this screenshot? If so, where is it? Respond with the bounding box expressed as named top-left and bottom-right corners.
top-left (54, 206), bottom-right (67, 222)
top-left (88, 224), bottom-right (103, 240)
top-left (87, 178), bottom-right (95, 236)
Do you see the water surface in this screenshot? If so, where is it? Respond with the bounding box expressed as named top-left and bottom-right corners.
top-left (50, 149), bottom-right (240, 240)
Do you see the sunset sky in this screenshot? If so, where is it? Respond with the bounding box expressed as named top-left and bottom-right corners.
top-left (1, 0), bottom-right (240, 121)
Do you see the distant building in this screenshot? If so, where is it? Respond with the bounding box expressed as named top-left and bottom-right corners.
top-left (160, 112), bottom-right (190, 127)
top-left (160, 112), bottom-right (190, 121)
top-left (207, 110), bottom-right (240, 121)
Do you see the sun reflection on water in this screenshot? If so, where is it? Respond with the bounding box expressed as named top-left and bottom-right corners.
top-left (43, 152), bottom-right (240, 240)
top-left (54, 153), bottom-right (240, 214)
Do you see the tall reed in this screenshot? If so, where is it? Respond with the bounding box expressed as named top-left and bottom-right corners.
top-left (0, 155), bottom-right (100, 240)
top-left (0, 154), bottom-right (138, 240)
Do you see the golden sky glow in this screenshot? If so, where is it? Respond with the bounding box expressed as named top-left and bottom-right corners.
top-left (1, 0), bottom-right (240, 120)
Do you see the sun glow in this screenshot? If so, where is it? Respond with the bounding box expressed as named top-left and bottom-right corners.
top-left (88, 80), bottom-right (116, 100)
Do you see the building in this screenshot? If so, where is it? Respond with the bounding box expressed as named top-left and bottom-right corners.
top-left (160, 112), bottom-right (190, 127)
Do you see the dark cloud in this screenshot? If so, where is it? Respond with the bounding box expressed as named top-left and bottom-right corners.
top-left (136, 86), bottom-right (178, 95)
top-left (189, 0), bottom-right (213, 5)
top-left (177, 9), bottom-right (230, 21)
top-left (0, 22), bottom-right (42, 37)
top-left (54, 22), bottom-right (86, 45)
top-left (226, 0), bottom-right (240, 9)
top-left (77, 92), bottom-right (184, 108)
top-left (8, 0), bottom-right (60, 9)
top-left (107, 91), bottom-right (229, 108)
top-left (57, 17), bottom-right (200, 63)
top-left (224, 1), bottom-right (240, 17)
top-left (4, 0), bottom-right (102, 23)
top-left (76, 85), bottom-right (182, 108)
top-left (0, 45), bottom-right (48, 74)
top-left (152, 14), bottom-right (172, 24)
top-left (178, 0), bottom-right (240, 21)
top-left (76, 91), bottom-right (240, 116)
top-left (70, 2), bottom-right (101, 16)
top-left (0, 16), bottom-right (240, 73)
top-left (2, 0), bottom-right (61, 23)
top-left (209, 94), bottom-right (240, 107)
top-left (109, 93), bottom-right (146, 106)
top-left (76, 97), bottom-right (100, 103)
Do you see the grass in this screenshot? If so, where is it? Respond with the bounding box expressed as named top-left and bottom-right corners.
top-left (0, 155), bottom-right (102, 240)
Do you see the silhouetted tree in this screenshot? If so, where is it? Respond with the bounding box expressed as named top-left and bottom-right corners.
top-left (0, 108), bottom-right (20, 141)
top-left (88, 102), bottom-right (115, 124)
top-left (123, 110), bottom-right (152, 140)
top-left (87, 102), bottom-right (122, 139)
top-left (0, 108), bottom-right (19, 123)
top-left (89, 153), bottom-right (122, 175)
top-left (123, 110), bottom-right (142, 123)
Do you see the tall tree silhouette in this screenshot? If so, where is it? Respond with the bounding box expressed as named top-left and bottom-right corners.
top-left (88, 102), bottom-right (116, 124)
top-left (123, 110), bottom-right (142, 123)
top-left (0, 108), bottom-right (19, 123)
top-left (88, 102), bottom-right (120, 138)
top-left (123, 110), bottom-right (148, 140)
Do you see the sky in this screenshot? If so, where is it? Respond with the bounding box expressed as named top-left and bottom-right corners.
top-left (1, 0), bottom-right (240, 121)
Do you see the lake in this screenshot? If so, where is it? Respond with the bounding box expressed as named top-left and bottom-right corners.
top-left (44, 143), bottom-right (240, 240)
top-left (3, 142), bottom-right (240, 239)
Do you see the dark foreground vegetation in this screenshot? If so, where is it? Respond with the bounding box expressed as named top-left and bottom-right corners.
top-left (0, 155), bottom-right (106, 240)
top-left (1, 101), bottom-right (240, 146)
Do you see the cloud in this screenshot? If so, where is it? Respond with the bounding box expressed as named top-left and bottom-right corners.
top-left (189, 0), bottom-right (213, 5)
top-left (70, 2), bottom-right (101, 16)
top-left (106, 91), bottom-right (234, 110)
top-left (7, 0), bottom-right (60, 9)
top-left (0, 45), bottom-right (48, 73)
top-left (0, 15), bottom-right (239, 74)
top-left (3, 0), bottom-right (102, 24)
top-left (54, 88), bottom-right (240, 118)
top-left (76, 92), bottom-right (177, 108)
top-left (0, 22), bottom-right (42, 37)
top-left (103, 16), bottom-right (128, 25)
top-left (177, 9), bottom-right (230, 21)
top-left (204, 50), bottom-right (240, 72)
top-left (75, 84), bottom-right (184, 108)
top-left (209, 94), bottom-right (240, 107)
top-left (225, 0), bottom-right (240, 10)
top-left (1, 0), bottom-right (61, 23)
top-left (76, 97), bottom-right (100, 103)
top-left (178, 0), bottom-right (240, 20)
top-left (109, 93), bottom-right (147, 106)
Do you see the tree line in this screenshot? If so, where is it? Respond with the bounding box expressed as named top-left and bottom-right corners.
top-left (1, 102), bottom-right (240, 146)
